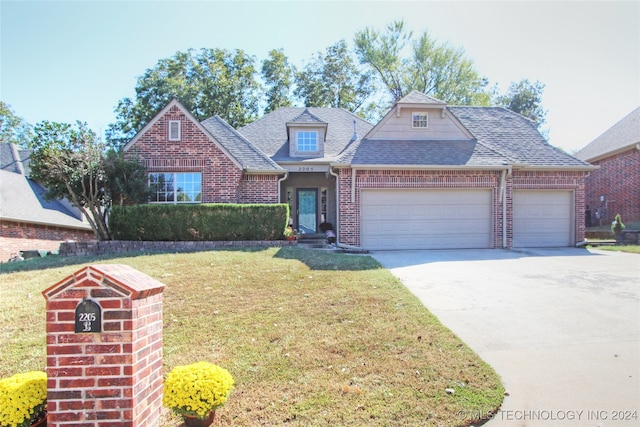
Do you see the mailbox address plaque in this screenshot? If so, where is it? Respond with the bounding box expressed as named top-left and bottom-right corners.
top-left (75, 299), bottom-right (102, 333)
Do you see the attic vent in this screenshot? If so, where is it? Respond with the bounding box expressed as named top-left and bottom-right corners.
top-left (351, 120), bottom-right (358, 141)
top-left (168, 121), bottom-right (181, 141)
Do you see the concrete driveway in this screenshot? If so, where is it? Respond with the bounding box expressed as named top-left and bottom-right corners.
top-left (371, 248), bottom-right (640, 427)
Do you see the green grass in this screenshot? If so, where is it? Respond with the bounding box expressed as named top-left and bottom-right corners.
top-left (591, 245), bottom-right (640, 254)
top-left (0, 248), bottom-right (504, 426)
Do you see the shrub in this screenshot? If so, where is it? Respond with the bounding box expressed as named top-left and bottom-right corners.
top-left (611, 213), bottom-right (625, 234)
top-left (110, 204), bottom-right (289, 241)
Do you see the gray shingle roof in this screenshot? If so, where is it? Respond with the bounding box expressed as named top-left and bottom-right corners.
top-left (200, 116), bottom-right (283, 172)
top-left (574, 106), bottom-right (640, 161)
top-left (449, 107), bottom-right (591, 168)
top-left (338, 106), bottom-right (589, 168)
top-left (238, 108), bottom-right (373, 161)
top-left (345, 139), bottom-right (510, 166)
top-left (0, 143), bottom-right (92, 230)
top-left (398, 90), bottom-right (447, 106)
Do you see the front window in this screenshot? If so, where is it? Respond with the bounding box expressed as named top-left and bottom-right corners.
top-left (412, 112), bottom-right (428, 128)
top-left (297, 131), bottom-right (317, 152)
top-left (149, 172), bottom-right (202, 203)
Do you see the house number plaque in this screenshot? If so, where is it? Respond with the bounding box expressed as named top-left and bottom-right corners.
top-left (74, 299), bottom-right (102, 333)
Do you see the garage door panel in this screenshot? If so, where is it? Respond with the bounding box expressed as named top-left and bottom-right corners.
top-left (513, 191), bottom-right (572, 247)
top-left (361, 189), bottom-right (492, 250)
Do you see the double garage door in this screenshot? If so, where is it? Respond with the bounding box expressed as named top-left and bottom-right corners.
top-left (361, 189), bottom-right (493, 250)
top-left (360, 189), bottom-right (573, 250)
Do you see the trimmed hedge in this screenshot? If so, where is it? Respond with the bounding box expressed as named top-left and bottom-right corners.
top-left (110, 204), bottom-right (290, 241)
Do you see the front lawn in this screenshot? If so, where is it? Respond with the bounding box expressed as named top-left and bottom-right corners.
top-left (0, 247), bottom-right (503, 426)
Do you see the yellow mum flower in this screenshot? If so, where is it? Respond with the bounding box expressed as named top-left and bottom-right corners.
top-left (0, 371), bottom-right (47, 427)
top-left (163, 362), bottom-right (234, 420)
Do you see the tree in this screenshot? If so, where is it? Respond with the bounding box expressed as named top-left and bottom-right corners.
top-left (355, 20), bottom-right (491, 106)
top-left (495, 79), bottom-right (548, 130)
top-left (29, 121), bottom-right (147, 240)
top-left (103, 149), bottom-right (149, 207)
top-left (261, 49), bottom-right (296, 113)
top-left (294, 40), bottom-right (375, 113)
top-left (409, 33), bottom-right (491, 105)
top-left (107, 48), bottom-right (262, 147)
top-left (0, 101), bottom-right (32, 147)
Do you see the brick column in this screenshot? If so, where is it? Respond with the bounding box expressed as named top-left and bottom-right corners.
top-left (42, 264), bottom-right (165, 427)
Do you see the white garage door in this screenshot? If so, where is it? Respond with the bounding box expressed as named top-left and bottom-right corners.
top-left (513, 190), bottom-right (573, 247)
top-left (360, 189), bottom-right (492, 250)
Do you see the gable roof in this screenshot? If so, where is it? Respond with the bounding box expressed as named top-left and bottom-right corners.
top-left (238, 107), bottom-right (373, 162)
top-left (125, 99), bottom-right (282, 173)
top-left (0, 143), bottom-right (92, 230)
top-left (449, 107), bottom-right (592, 168)
top-left (574, 106), bottom-right (640, 162)
top-left (338, 102), bottom-right (591, 170)
top-left (200, 116), bottom-right (283, 173)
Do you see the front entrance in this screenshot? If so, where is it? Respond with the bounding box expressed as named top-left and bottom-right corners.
top-left (297, 189), bottom-right (318, 233)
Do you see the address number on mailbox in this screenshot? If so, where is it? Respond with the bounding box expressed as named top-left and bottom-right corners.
top-left (75, 299), bottom-right (102, 333)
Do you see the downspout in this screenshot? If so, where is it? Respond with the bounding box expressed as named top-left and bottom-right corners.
top-left (328, 167), bottom-right (340, 244)
top-left (277, 171), bottom-right (289, 201)
top-left (277, 171), bottom-right (289, 222)
top-left (499, 167), bottom-right (512, 248)
top-left (351, 168), bottom-right (356, 203)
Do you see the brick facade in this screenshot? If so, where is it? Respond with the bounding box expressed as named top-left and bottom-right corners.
top-left (583, 148), bottom-right (640, 224)
top-left (42, 265), bottom-right (165, 427)
top-left (337, 169), bottom-right (586, 248)
top-left (0, 220), bottom-right (94, 262)
top-left (128, 105), bottom-right (280, 204)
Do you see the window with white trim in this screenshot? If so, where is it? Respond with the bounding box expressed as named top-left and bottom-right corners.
top-left (297, 131), bottom-right (318, 152)
top-left (168, 121), bottom-right (181, 141)
top-left (149, 172), bottom-right (201, 203)
top-left (412, 112), bottom-right (428, 128)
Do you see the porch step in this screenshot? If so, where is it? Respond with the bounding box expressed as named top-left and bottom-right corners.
top-left (297, 233), bottom-right (329, 248)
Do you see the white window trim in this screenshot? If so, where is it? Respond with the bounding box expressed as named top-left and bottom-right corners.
top-left (168, 121), bottom-right (181, 141)
top-left (412, 112), bottom-right (428, 129)
top-left (149, 172), bottom-right (202, 204)
top-left (296, 129), bottom-right (320, 154)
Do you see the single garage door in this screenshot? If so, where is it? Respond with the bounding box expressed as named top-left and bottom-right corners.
top-left (361, 189), bottom-right (492, 250)
top-left (513, 190), bottom-right (573, 247)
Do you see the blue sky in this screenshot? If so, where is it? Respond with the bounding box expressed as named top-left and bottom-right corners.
top-left (1, 0), bottom-right (638, 153)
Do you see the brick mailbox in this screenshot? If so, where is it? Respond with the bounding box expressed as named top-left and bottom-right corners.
top-left (42, 264), bottom-right (165, 426)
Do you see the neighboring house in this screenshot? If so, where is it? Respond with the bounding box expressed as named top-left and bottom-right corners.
top-left (575, 107), bottom-right (640, 226)
top-left (125, 91), bottom-right (593, 250)
top-left (0, 143), bottom-right (94, 261)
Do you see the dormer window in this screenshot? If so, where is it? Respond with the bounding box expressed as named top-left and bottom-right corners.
top-left (412, 112), bottom-right (428, 128)
top-left (168, 121), bottom-right (181, 141)
top-left (286, 109), bottom-right (327, 157)
top-left (297, 131), bottom-right (318, 152)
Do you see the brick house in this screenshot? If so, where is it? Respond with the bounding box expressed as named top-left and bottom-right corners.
top-left (125, 92), bottom-right (593, 249)
top-left (575, 107), bottom-right (640, 226)
top-left (0, 143), bottom-right (94, 261)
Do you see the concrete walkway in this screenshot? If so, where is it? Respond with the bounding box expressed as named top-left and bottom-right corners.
top-left (371, 248), bottom-right (640, 427)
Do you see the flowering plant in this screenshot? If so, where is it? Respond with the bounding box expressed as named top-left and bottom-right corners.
top-left (0, 371), bottom-right (47, 427)
top-left (163, 362), bottom-right (234, 420)
top-left (283, 226), bottom-right (298, 239)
